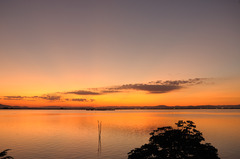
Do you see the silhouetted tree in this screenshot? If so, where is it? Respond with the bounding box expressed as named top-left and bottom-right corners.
top-left (0, 149), bottom-right (14, 159)
top-left (128, 120), bottom-right (220, 159)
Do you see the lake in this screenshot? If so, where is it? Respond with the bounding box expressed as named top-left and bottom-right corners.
top-left (0, 109), bottom-right (240, 159)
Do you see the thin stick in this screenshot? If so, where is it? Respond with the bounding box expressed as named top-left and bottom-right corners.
top-left (98, 120), bottom-right (102, 155)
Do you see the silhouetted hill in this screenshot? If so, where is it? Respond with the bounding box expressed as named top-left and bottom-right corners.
top-left (0, 104), bottom-right (26, 109)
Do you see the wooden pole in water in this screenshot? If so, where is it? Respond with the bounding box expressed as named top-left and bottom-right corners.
top-left (98, 120), bottom-right (102, 155)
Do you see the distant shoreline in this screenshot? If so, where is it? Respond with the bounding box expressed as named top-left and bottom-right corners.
top-left (1, 104), bottom-right (240, 110)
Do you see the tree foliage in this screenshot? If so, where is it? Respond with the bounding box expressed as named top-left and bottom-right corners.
top-left (0, 149), bottom-right (14, 159)
top-left (128, 120), bottom-right (220, 159)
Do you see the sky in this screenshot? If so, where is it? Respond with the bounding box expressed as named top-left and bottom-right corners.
top-left (0, 0), bottom-right (240, 107)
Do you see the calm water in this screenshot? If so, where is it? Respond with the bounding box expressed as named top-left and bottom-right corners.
top-left (1, 109), bottom-right (240, 159)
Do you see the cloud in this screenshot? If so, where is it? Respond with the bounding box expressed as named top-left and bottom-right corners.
top-left (69, 98), bottom-right (95, 102)
top-left (4, 96), bottom-right (25, 100)
top-left (2, 78), bottom-right (209, 102)
top-left (90, 99), bottom-right (95, 102)
top-left (64, 78), bottom-right (208, 95)
top-left (39, 95), bottom-right (61, 101)
top-left (65, 89), bottom-right (122, 95)
top-left (1, 94), bottom-right (95, 103)
top-left (116, 84), bottom-right (181, 93)
top-left (102, 78), bottom-right (207, 94)
top-left (71, 98), bottom-right (87, 102)
top-left (100, 90), bottom-right (121, 93)
top-left (67, 90), bottom-right (102, 95)
top-left (3, 95), bottom-right (62, 101)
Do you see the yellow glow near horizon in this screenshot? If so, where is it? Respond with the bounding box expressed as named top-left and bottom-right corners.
top-left (0, 77), bottom-right (239, 107)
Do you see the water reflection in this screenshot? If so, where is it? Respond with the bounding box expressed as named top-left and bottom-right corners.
top-left (128, 120), bottom-right (220, 159)
top-left (0, 149), bottom-right (14, 159)
top-left (0, 110), bottom-right (240, 158)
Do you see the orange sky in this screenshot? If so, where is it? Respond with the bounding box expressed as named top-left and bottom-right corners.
top-left (0, 77), bottom-right (239, 107)
top-left (0, 0), bottom-right (240, 107)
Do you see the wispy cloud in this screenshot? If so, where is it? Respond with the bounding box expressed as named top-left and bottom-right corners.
top-left (70, 98), bottom-right (94, 102)
top-left (39, 95), bottom-right (61, 101)
top-left (4, 96), bottom-right (25, 100)
top-left (2, 95), bottom-right (94, 102)
top-left (71, 98), bottom-right (87, 102)
top-left (3, 95), bottom-right (61, 101)
top-left (115, 84), bottom-right (181, 94)
top-left (111, 78), bottom-right (205, 94)
top-left (100, 90), bottom-right (121, 94)
top-left (1, 78), bottom-right (209, 103)
top-left (67, 90), bottom-right (101, 95)
top-left (65, 78), bottom-right (208, 95)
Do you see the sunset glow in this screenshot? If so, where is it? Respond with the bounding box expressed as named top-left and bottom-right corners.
top-left (0, 0), bottom-right (239, 107)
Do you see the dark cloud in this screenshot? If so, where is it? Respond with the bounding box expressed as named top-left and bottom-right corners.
top-left (2, 78), bottom-right (208, 101)
top-left (148, 78), bottom-right (204, 86)
top-left (65, 89), bottom-right (121, 95)
top-left (3, 95), bottom-right (62, 101)
top-left (90, 99), bottom-right (95, 102)
top-left (39, 95), bottom-right (61, 101)
top-left (67, 90), bottom-right (101, 95)
top-left (4, 96), bottom-right (25, 100)
top-left (64, 78), bottom-right (208, 95)
top-left (2, 94), bottom-right (94, 102)
top-left (99, 78), bottom-right (207, 94)
top-left (116, 84), bottom-right (181, 94)
top-left (71, 98), bottom-right (87, 102)
top-left (31, 96), bottom-right (40, 98)
top-left (100, 90), bottom-right (121, 93)
top-left (64, 98), bottom-right (95, 102)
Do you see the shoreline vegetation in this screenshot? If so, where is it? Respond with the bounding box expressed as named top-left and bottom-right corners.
top-left (0, 104), bottom-right (240, 110)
